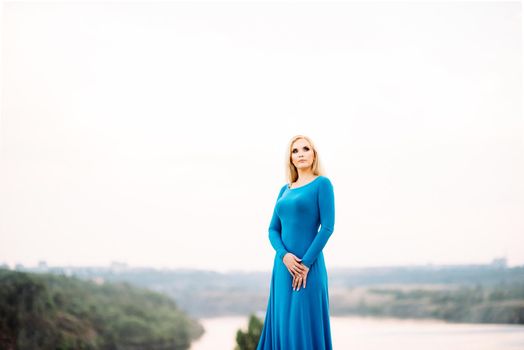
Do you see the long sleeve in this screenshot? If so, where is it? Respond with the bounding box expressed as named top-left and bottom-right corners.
top-left (301, 178), bottom-right (335, 268)
top-left (268, 184), bottom-right (288, 260)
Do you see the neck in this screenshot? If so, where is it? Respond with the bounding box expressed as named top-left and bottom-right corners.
top-left (297, 168), bottom-right (315, 179)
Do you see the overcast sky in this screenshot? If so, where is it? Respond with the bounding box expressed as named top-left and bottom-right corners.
top-left (1, 1), bottom-right (522, 272)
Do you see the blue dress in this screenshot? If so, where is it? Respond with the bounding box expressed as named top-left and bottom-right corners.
top-left (257, 175), bottom-right (335, 350)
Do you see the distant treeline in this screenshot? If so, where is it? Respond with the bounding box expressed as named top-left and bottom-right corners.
top-left (331, 283), bottom-right (524, 324)
top-left (0, 269), bottom-right (204, 350)
top-left (13, 264), bottom-right (524, 325)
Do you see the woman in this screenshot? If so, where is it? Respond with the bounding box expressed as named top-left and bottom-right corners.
top-left (257, 135), bottom-right (335, 350)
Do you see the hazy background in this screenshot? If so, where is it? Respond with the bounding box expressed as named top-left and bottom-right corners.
top-left (1, 0), bottom-right (522, 272)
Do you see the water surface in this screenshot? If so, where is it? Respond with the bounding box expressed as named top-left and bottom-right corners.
top-left (190, 316), bottom-right (524, 350)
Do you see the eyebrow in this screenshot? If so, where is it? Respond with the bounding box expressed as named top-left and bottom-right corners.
top-left (292, 146), bottom-right (310, 150)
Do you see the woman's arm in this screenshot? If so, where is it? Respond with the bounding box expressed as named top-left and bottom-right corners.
top-left (300, 177), bottom-right (335, 268)
top-left (268, 184), bottom-right (288, 260)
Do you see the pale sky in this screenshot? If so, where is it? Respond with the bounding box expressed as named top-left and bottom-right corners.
top-left (1, 1), bottom-right (523, 272)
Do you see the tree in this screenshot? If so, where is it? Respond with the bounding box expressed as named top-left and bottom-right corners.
top-left (234, 314), bottom-right (263, 350)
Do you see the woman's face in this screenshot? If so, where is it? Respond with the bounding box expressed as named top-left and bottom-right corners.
top-left (291, 138), bottom-right (314, 170)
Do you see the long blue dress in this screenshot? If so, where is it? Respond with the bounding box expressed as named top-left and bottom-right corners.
top-left (257, 175), bottom-right (335, 350)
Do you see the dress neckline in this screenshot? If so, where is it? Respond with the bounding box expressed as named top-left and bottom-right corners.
top-left (287, 176), bottom-right (321, 190)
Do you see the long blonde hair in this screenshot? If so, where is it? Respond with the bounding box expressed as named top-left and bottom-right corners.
top-left (284, 135), bottom-right (325, 185)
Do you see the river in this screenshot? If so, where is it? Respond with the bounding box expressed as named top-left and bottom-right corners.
top-left (190, 315), bottom-right (524, 350)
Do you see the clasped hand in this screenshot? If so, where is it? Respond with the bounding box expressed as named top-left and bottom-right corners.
top-left (283, 253), bottom-right (310, 291)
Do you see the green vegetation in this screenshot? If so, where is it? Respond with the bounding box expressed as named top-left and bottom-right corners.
top-left (13, 264), bottom-right (524, 325)
top-left (331, 282), bottom-right (524, 324)
top-left (235, 314), bottom-right (263, 350)
top-left (0, 268), bottom-right (204, 350)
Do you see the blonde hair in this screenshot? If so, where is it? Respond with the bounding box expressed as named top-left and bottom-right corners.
top-left (284, 135), bottom-right (325, 184)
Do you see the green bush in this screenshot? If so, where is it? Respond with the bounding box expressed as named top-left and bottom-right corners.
top-left (235, 314), bottom-right (263, 350)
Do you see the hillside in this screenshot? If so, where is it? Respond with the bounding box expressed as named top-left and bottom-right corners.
top-left (0, 269), bottom-right (204, 350)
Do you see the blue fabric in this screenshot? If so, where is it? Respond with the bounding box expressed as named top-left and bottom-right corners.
top-left (257, 175), bottom-right (335, 350)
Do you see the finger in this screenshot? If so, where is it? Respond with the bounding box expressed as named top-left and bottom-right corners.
top-left (295, 277), bottom-right (301, 291)
top-left (294, 265), bottom-right (304, 273)
top-left (293, 265), bottom-right (301, 272)
top-left (303, 275), bottom-right (307, 288)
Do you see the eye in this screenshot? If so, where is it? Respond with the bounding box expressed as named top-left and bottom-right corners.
top-left (303, 147), bottom-right (310, 151)
top-left (292, 149), bottom-right (297, 153)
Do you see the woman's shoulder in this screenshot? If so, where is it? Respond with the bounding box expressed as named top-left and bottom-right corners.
top-left (317, 175), bottom-right (332, 184)
top-left (278, 182), bottom-right (289, 195)
top-left (316, 175), bottom-right (334, 190)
